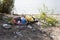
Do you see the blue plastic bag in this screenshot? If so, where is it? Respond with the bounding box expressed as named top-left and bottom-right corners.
top-left (21, 17), bottom-right (27, 24)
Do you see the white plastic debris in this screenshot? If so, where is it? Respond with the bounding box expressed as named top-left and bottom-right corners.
top-left (3, 24), bottom-right (11, 29)
top-left (17, 21), bottom-right (21, 24)
top-left (27, 25), bottom-right (32, 29)
top-left (36, 22), bottom-right (40, 25)
top-left (15, 32), bottom-right (23, 37)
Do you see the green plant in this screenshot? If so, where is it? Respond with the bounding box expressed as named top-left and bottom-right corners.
top-left (40, 13), bottom-right (58, 27)
top-left (38, 4), bottom-right (58, 27)
top-left (2, 17), bottom-right (12, 22)
top-left (7, 17), bottom-right (12, 21)
top-left (45, 17), bottom-right (58, 26)
top-left (40, 12), bottom-right (46, 20)
top-left (39, 11), bottom-right (58, 27)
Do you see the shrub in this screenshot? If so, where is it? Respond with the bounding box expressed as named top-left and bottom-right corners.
top-left (40, 12), bottom-right (46, 20)
top-left (45, 17), bottom-right (58, 26)
top-left (40, 13), bottom-right (58, 27)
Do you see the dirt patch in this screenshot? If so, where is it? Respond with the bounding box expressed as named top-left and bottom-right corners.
top-left (0, 21), bottom-right (53, 40)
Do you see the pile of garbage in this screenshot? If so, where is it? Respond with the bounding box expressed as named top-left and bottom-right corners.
top-left (0, 15), bottom-right (53, 40)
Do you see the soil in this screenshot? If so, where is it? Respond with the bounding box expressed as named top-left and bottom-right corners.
top-left (0, 20), bottom-right (53, 40)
